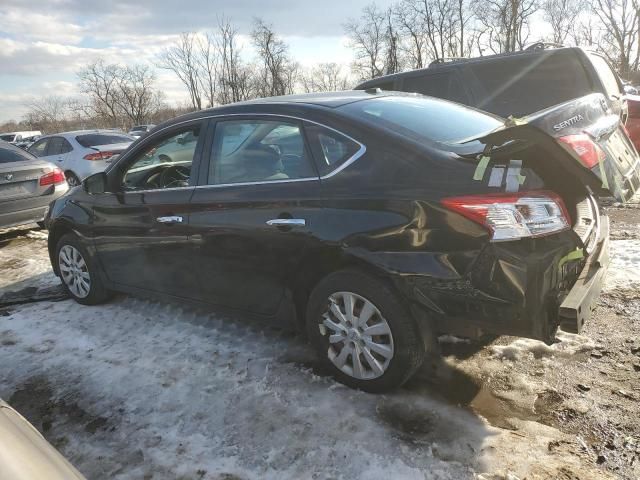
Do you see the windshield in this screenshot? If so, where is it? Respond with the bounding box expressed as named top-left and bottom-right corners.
top-left (131, 126), bottom-right (146, 132)
top-left (76, 133), bottom-right (134, 148)
top-left (339, 95), bottom-right (502, 143)
top-left (0, 134), bottom-right (16, 142)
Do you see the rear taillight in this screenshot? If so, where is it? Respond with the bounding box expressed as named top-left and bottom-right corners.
top-left (558, 134), bottom-right (606, 169)
top-left (442, 190), bottom-right (570, 242)
top-left (39, 168), bottom-right (66, 186)
top-left (84, 151), bottom-right (117, 161)
top-left (628, 99), bottom-right (640, 118)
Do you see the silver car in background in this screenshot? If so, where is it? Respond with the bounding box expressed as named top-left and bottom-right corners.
top-left (0, 141), bottom-right (68, 229)
top-left (128, 124), bottom-right (155, 139)
top-left (27, 130), bottom-right (134, 186)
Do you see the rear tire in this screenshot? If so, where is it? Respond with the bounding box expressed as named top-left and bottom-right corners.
top-left (56, 233), bottom-right (111, 305)
top-left (65, 171), bottom-right (80, 187)
top-left (306, 269), bottom-right (426, 392)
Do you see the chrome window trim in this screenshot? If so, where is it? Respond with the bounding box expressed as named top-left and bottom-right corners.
top-left (121, 186), bottom-right (195, 194)
top-left (194, 176), bottom-right (318, 190)
top-left (118, 112), bottom-right (366, 194)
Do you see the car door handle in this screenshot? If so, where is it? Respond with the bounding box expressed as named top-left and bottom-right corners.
top-left (156, 215), bottom-right (183, 224)
top-left (266, 218), bottom-right (306, 227)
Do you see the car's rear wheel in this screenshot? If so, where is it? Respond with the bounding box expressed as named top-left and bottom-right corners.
top-left (65, 171), bottom-right (80, 187)
top-left (56, 233), bottom-right (110, 305)
top-left (306, 270), bottom-right (426, 392)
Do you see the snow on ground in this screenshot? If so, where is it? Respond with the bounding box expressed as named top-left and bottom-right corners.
top-left (0, 225), bottom-right (636, 479)
top-left (0, 296), bottom-right (613, 479)
top-left (489, 331), bottom-right (596, 361)
top-left (0, 297), bottom-right (488, 479)
top-left (0, 227), bottom-right (58, 292)
top-left (605, 239), bottom-right (640, 293)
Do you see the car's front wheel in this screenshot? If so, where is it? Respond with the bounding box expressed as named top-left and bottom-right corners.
top-left (306, 270), bottom-right (427, 392)
top-left (56, 233), bottom-right (110, 305)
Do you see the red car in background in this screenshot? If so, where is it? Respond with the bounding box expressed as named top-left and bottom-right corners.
top-left (625, 95), bottom-right (640, 152)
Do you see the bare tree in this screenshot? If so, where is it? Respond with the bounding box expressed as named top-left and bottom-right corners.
top-left (475, 0), bottom-right (539, 53)
top-left (23, 96), bottom-right (69, 132)
top-left (251, 18), bottom-right (297, 96)
top-left (77, 60), bottom-right (122, 124)
top-left (114, 65), bottom-right (164, 125)
top-left (542, 0), bottom-right (585, 44)
top-left (569, 14), bottom-right (599, 47)
top-left (302, 63), bottom-right (351, 92)
top-left (344, 3), bottom-right (388, 79)
top-left (394, 0), bottom-right (429, 68)
top-left (196, 33), bottom-right (219, 108)
top-left (589, 0), bottom-right (639, 75)
top-left (78, 61), bottom-right (162, 127)
top-left (157, 33), bottom-right (204, 110)
top-left (217, 18), bottom-right (254, 103)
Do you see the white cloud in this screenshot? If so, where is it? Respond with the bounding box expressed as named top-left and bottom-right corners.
top-left (0, 10), bottom-right (86, 44)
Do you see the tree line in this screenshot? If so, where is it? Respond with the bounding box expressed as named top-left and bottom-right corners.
top-left (3, 2), bottom-right (640, 135)
top-left (345, 0), bottom-right (640, 79)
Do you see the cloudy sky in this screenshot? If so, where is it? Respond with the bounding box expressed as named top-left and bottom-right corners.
top-left (0, 0), bottom-right (395, 123)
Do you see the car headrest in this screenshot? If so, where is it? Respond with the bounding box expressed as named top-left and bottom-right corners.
top-left (242, 147), bottom-right (283, 177)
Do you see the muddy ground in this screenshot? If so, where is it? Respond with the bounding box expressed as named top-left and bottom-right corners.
top-left (0, 204), bottom-right (638, 479)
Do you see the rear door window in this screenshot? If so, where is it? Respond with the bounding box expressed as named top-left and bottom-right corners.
top-left (589, 54), bottom-right (621, 97)
top-left (46, 137), bottom-right (73, 155)
top-left (468, 52), bottom-right (592, 116)
top-left (208, 119), bottom-right (317, 185)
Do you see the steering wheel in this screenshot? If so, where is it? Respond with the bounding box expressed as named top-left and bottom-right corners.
top-left (159, 165), bottom-right (190, 188)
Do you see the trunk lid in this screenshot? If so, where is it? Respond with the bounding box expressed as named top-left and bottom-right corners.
top-left (466, 93), bottom-right (640, 202)
top-left (92, 142), bottom-right (131, 154)
top-left (0, 160), bottom-right (52, 202)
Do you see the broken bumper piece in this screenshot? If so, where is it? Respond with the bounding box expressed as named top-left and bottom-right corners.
top-left (559, 215), bottom-right (610, 334)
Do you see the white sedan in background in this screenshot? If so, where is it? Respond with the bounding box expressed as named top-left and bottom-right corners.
top-left (28, 130), bottom-right (135, 186)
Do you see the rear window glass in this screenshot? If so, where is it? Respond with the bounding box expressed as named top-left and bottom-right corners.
top-left (0, 145), bottom-right (34, 163)
top-left (0, 135), bottom-right (16, 142)
top-left (403, 73), bottom-right (469, 105)
top-left (339, 96), bottom-right (502, 143)
top-left (468, 52), bottom-right (592, 116)
top-left (76, 134), bottom-right (133, 148)
top-left (589, 54), bottom-right (621, 97)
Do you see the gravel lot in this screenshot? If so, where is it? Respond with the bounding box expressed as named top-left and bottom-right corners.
top-left (0, 203), bottom-right (638, 480)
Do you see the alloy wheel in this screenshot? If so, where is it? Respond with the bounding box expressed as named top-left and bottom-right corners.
top-left (58, 245), bottom-right (91, 298)
top-left (320, 291), bottom-right (394, 380)
top-left (66, 174), bottom-right (79, 186)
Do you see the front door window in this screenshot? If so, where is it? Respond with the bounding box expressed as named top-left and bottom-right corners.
top-left (122, 125), bottom-right (201, 191)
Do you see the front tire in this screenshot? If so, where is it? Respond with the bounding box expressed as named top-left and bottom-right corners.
top-left (306, 269), bottom-right (426, 392)
top-left (56, 233), bottom-right (110, 305)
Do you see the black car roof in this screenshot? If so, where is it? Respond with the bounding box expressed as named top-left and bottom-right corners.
top-left (219, 90), bottom-right (391, 109)
top-left (159, 90), bottom-right (423, 128)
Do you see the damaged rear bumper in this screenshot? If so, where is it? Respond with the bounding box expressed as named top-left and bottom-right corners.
top-left (558, 215), bottom-right (610, 334)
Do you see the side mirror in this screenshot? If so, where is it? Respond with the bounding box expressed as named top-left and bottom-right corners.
top-left (176, 136), bottom-right (186, 145)
top-left (83, 172), bottom-right (107, 194)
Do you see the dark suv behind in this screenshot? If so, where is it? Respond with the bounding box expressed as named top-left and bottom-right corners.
top-left (355, 46), bottom-right (626, 121)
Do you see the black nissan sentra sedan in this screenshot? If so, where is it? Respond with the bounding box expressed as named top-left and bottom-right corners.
top-left (45, 90), bottom-right (615, 392)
